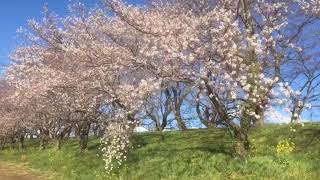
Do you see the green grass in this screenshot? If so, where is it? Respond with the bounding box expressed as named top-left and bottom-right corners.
top-left (0, 123), bottom-right (320, 180)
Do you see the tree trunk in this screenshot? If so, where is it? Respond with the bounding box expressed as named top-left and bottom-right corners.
top-left (234, 131), bottom-right (250, 159)
top-left (160, 117), bottom-right (167, 132)
top-left (233, 113), bottom-right (251, 159)
top-left (253, 106), bottom-right (264, 127)
top-left (93, 126), bottom-right (98, 137)
top-left (65, 127), bottom-right (72, 139)
top-left (10, 137), bottom-right (16, 149)
top-left (155, 122), bottom-right (161, 131)
top-left (39, 129), bottom-right (49, 150)
top-left (19, 134), bottom-right (25, 150)
top-left (79, 134), bottom-right (89, 152)
top-left (55, 126), bottom-right (72, 150)
top-left (79, 121), bottom-right (90, 152)
top-left (153, 116), bottom-right (167, 132)
top-left (291, 102), bottom-right (303, 123)
top-left (55, 137), bottom-right (63, 150)
top-left (0, 138), bottom-right (5, 150)
top-left (55, 131), bottom-right (65, 150)
top-left (39, 136), bottom-right (48, 150)
top-left (196, 100), bottom-right (218, 129)
top-left (173, 109), bottom-right (187, 131)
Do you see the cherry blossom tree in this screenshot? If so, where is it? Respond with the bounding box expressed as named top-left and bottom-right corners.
top-left (104, 0), bottom-right (316, 158)
top-left (6, 3), bottom-right (161, 171)
top-left (286, 59), bottom-right (320, 123)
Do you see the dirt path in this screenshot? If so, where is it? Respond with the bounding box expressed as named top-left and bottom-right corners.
top-left (0, 164), bottom-right (40, 180)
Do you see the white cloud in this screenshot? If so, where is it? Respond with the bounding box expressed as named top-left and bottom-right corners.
top-left (134, 126), bottom-right (149, 133)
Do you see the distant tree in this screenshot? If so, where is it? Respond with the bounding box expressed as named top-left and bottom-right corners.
top-left (143, 88), bottom-right (172, 132)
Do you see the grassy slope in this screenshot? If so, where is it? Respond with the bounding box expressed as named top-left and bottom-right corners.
top-left (0, 123), bottom-right (319, 180)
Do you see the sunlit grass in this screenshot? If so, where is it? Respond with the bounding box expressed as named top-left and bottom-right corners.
top-left (0, 123), bottom-right (319, 180)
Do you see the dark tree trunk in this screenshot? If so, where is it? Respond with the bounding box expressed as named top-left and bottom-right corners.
top-left (10, 137), bottom-right (16, 149)
top-left (55, 126), bottom-right (72, 150)
top-left (196, 98), bottom-right (218, 129)
top-left (173, 109), bottom-right (187, 131)
top-left (65, 127), bottom-right (72, 139)
top-left (55, 136), bottom-right (63, 150)
top-left (39, 129), bottom-right (49, 150)
top-left (0, 138), bottom-right (5, 150)
top-left (79, 121), bottom-right (90, 152)
top-left (160, 117), bottom-right (168, 132)
top-left (151, 115), bottom-right (167, 132)
top-left (155, 121), bottom-right (161, 131)
top-left (19, 134), bottom-right (25, 150)
top-left (55, 131), bottom-right (65, 150)
top-left (171, 84), bottom-right (188, 131)
top-left (204, 79), bottom-right (252, 159)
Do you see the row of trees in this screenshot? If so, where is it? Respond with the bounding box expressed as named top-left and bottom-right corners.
top-left (1, 0), bottom-right (320, 173)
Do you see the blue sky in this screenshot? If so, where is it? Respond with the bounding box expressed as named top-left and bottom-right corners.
top-left (0, 0), bottom-right (146, 72)
top-left (0, 0), bottom-right (68, 68)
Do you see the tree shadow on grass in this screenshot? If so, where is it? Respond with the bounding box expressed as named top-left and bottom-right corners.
top-left (296, 128), bottom-right (320, 152)
top-left (128, 138), bottom-right (232, 165)
top-left (88, 143), bottom-right (100, 151)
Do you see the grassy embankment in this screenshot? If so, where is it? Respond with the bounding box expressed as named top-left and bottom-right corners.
top-left (0, 123), bottom-right (319, 180)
